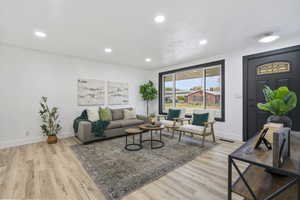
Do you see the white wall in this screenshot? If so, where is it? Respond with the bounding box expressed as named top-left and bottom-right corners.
top-left (0, 44), bottom-right (149, 148)
top-left (150, 36), bottom-right (300, 141)
top-left (1, 37), bottom-right (300, 148)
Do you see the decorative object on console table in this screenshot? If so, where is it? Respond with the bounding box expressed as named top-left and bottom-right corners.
top-left (139, 80), bottom-right (158, 117)
top-left (257, 86), bottom-right (297, 128)
top-left (39, 96), bottom-right (62, 144)
top-left (228, 128), bottom-right (299, 200)
top-left (263, 123), bottom-right (283, 143)
top-left (273, 128), bottom-right (291, 168)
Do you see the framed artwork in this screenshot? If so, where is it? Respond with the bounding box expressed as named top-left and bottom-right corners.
top-left (108, 81), bottom-right (129, 105)
top-left (78, 79), bottom-right (105, 106)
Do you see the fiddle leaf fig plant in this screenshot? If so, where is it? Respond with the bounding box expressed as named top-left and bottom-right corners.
top-left (140, 81), bottom-right (158, 117)
top-left (257, 86), bottom-right (297, 116)
top-left (39, 96), bottom-right (62, 136)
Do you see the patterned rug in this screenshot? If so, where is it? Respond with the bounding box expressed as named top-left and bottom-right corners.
top-left (71, 132), bottom-right (217, 200)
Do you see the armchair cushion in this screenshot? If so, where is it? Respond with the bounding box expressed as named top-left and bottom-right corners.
top-left (178, 124), bottom-right (211, 134)
top-left (160, 120), bottom-right (176, 127)
top-left (192, 113), bottom-right (209, 126)
top-left (167, 109), bottom-right (181, 120)
top-left (178, 124), bottom-right (205, 133)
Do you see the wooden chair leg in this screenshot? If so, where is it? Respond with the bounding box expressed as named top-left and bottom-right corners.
top-left (178, 131), bottom-right (182, 142)
top-left (211, 126), bottom-right (216, 143)
top-left (202, 135), bottom-right (206, 147)
top-left (172, 128), bottom-right (175, 138)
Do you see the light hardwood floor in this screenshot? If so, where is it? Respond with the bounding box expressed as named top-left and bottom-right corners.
top-left (0, 136), bottom-right (246, 200)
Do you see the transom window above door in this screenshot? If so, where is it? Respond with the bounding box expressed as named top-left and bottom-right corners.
top-left (159, 60), bottom-right (225, 121)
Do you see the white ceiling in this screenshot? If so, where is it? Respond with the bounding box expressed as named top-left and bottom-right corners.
top-left (0, 0), bottom-right (299, 69)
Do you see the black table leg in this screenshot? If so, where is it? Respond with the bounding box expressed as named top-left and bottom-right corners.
top-left (125, 133), bottom-right (142, 151)
top-left (160, 129), bottom-right (162, 141)
top-left (150, 130), bottom-right (153, 149)
top-left (228, 156), bottom-right (232, 200)
top-left (142, 129), bottom-right (164, 149)
top-left (297, 179), bottom-right (300, 200)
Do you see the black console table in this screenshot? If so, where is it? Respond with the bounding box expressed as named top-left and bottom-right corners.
top-left (228, 131), bottom-right (300, 200)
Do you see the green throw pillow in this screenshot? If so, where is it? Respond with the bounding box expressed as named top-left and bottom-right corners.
top-left (192, 113), bottom-right (209, 126)
top-left (99, 107), bottom-right (112, 121)
top-left (167, 109), bottom-right (181, 120)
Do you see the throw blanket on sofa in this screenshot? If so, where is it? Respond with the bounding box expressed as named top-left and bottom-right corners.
top-left (73, 110), bottom-right (110, 137)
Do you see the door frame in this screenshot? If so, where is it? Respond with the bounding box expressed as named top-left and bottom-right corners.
top-left (243, 45), bottom-right (300, 141)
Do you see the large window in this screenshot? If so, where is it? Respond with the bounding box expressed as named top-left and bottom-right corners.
top-left (159, 60), bottom-right (225, 121)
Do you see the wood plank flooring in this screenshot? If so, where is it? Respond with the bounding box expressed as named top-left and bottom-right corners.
top-left (0, 136), bottom-right (245, 200)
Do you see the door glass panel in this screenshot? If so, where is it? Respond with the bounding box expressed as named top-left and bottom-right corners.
top-left (257, 62), bottom-right (290, 75)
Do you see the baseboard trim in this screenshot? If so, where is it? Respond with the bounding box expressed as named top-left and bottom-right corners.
top-left (215, 131), bottom-right (242, 142)
top-left (0, 133), bottom-right (74, 149)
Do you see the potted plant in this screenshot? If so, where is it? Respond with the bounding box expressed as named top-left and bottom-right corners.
top-left (139, 81), bottom-right (158, 117)
top-left (257, 86), bottom-right (297, 127)
top-left (39, 96), bottom-right (62, 144)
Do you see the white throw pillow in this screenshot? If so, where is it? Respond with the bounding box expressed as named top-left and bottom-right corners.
top-left (87, 107), bottom-right (100, 122)
top-left (124, 108), bottom-right (136, 120)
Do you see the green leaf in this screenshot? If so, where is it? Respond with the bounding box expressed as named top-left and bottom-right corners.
top-left (139, 81), bottom-right (158, 101)
top-left (257, 86), bottom-right (298, 115)
top-left (274, 86), bottom-right (289, 100)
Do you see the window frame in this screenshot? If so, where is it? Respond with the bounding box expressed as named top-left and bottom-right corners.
top-left (158, 59), bottom-right (225, 122)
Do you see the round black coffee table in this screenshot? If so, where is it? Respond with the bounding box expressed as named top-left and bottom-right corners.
top-left (139, 124), bottom-right (165, 149)
top-left (125, 128), bottom-right (143, 151)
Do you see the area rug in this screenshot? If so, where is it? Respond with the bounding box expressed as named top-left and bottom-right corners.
top-left (71, 132), bottom-right (217, 200)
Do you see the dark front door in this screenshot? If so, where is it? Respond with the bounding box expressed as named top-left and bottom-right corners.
top-left (243, 45), bottom-right (300, 140)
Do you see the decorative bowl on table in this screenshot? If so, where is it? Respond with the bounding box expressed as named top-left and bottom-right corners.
top-left (145, 124), bottom-right (160, 128)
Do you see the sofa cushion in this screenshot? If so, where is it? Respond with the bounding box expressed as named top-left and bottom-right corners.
top-left (111, 109), bottom-right (124, 120)
top-left (120, 119), bottom-right (144, 127)
top-left (124, 108), bottom-right (136, 120)
top-left (99, 107), bottom-right (112, 121)
top-left (106, 121), bottom-right (122, 129)
top-left (87, 107), bottom-right (100, 122)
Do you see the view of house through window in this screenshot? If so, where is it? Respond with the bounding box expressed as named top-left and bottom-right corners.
top-left (160, 62), bottom-right (224, 120)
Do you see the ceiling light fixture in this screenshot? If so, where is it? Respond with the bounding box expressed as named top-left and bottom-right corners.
top-left (258, 33), bottom-right (280, 43)
top-left (199, 39), bottom-right (208, 45)
top-left (145, 58), bottom-right (152, 62)
top-left (154, 15), bottom-right (166, 23)
top-left (104, 48), bottom-right (112, 53)
top-left (34, 31), bottom-right (47, 38)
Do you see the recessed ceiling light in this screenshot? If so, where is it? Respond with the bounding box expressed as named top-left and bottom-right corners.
top-left (104, 48), bottom-right (112, 53)
top-left (154, 15), bottom-right (166, 23)
top-left (258, 33), bottom-right (280, 43)
top-left (34, 31), bottom-right (47, 38)
top-left (199, 39), bottom-right (208, 45)
top-left (145, 58), bottom-right (152, 62)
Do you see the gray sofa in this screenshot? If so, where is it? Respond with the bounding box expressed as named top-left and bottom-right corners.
top-left (75, 108), bottom-right (149, 144)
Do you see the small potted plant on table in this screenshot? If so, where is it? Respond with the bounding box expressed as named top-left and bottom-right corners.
top-left (257, 86), bottom-right (297, 127)
top-left (39, 96), bottom-right (62, 144)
